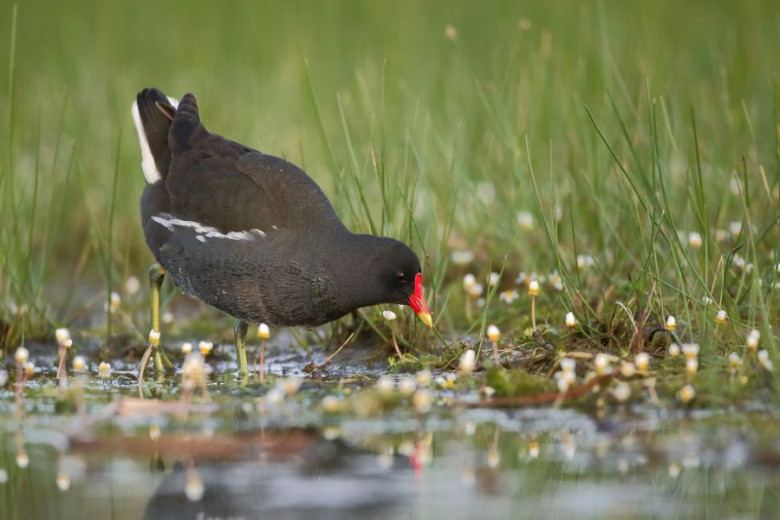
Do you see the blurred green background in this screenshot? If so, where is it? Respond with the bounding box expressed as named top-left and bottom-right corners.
top-left (0, 0), bottom-right (777, 346)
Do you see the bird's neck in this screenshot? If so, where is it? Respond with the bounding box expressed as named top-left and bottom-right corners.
top-left (322, 233), bottom-right (393, 314)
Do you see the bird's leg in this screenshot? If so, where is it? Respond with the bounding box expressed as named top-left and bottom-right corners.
top-left (258, 338), bottom-right (266, 384)
top-left (149, 264), bottom-right (173, 372)
top-left (234, 319), bottom-right (249, 379)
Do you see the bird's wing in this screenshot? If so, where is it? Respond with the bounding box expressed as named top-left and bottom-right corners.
top-left (164, 94), bottom-right (344, 236)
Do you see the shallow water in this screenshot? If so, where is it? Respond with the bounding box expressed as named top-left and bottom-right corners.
top-left (1, 342), bottom-right (779, 520)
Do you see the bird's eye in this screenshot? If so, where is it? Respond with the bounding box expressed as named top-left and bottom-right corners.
top-left (396, 273), bottom-right (406, 282)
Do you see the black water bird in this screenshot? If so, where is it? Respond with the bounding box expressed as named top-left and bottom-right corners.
top-left (131, 88), bottom-right (432, 377)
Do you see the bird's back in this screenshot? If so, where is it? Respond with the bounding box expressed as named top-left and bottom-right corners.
top-left (134, 89), bottom-right (351, 325)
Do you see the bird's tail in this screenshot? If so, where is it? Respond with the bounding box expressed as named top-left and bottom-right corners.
top-left (132, 88), bottom-right (178, 183)
top-left (168, 92), bottom-right (207, 155)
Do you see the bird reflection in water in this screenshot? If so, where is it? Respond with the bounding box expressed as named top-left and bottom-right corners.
top-left (140, 428), bottom-right (417, 520)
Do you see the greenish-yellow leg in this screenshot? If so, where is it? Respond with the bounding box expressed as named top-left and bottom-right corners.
top-left (234, 319), bottom-right (249, 378)
top-left (149, 264), bottom-right (174, 372)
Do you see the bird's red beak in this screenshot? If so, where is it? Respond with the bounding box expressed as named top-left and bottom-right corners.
top-left (408, 273), bottom-right (433, 328)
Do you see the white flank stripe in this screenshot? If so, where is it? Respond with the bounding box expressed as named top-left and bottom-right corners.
top-left (167, 96), bottom-right (180, 109)
top-left (152, 215), bottom-right (265, 241)
top-left (131, 100), bottom-right (162, 183)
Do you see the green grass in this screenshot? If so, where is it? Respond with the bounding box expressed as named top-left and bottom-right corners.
top-left (0, 0), bottom-right (777, 397)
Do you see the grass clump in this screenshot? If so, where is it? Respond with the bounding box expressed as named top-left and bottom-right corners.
top-left (0, 1), bottom-right (775, 408)
top-left (486, 367), bottom-right (556, 397)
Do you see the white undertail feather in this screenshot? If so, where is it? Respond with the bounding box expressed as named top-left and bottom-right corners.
top-left (167, 96), bottom-right (180, 108)
top-left (131, 100), bottom-right (162, 184)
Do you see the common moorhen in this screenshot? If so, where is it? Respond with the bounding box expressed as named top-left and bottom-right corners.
top-left (131, 88), bottom-right (432, 377)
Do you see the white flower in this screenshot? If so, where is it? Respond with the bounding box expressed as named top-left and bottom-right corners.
top-left (757, 350), bottom-right (774, 372)
top-left (666, 316), bottom-right (676, 331)
top-left (56, 473), bottom-right (71, 491)
top-left (746, 329), bottom-right (760, 350)
top-left (282, 377), bottom-right (303, 395)
top-left (416, 370), bottom-right (432, 387)
top-left (412, 389), bottom-right (433, 413)
top-left (124, 276), bottom-right (140, 295)
top-left (98, 362), bottom-right (112, 378)
top-left (467, 283), bottom-right (484, 299)
top-left (677, 384), bottom-right (696, 403)
top-left (688, 232), bottom-right (703, 248)
top-left (555, 370), bottom-right (576, 392)
top-left (565, 312), bottom-right (577, 328)
top-left (108, 292), bottom-right (121, 313)
top-left (444, 25), bottom-right (458, 40)
top-left (528, 440), bottom-right (540, 458)
top-left (382, 310), bottom-right (397, 321)
top-left (398, 377), bottom-right (417, 396)
top-left (23, 361), bottom-right (35, 376)
top-left (634, 352), bottom-right (650, 372)
top-left (257, 323), bottom-right (270, 339)
top-left (685, 358), bottom-right (698, 375)
top-left (459, 349), bottom-right (476, 374)
top-left (516, 211), bottom-right (534, 231)
top-left (515, 272), bottom-right (528, 285)
top-left (463, 273), bottom-right (477, 291)
top-left (321, 395), bottom-right (342, 413)
top-left (728, 221), bottom-right (742, 238)
top-left (15, 347), bottom-right (29, 365)
top-left (148, 329), bottom-right (161, 345)
top-left (577, 254), bottom-right (595, 269)
top-left (560, 357), bottom-right (576, 373)
top-left (727, 352), bottom-right (742, 371)
top-left (611, 382), bottom-right (631, 402)
top-left (668, 343), bottom-right (681, 357)
top-left (715, 310), bottom-right (728, 324)
top-left (451, 250), bottom-right (474, 265)
top-left (264, 387), bottom-right (285, 406)
top-left (619, 361), bottom-right (636, 378)
top-left (181, 353), bottom-right (205, 385)
top-left (681, 343), bottom-right (700, 359)
top-left (181, 342), bottom-right (193, 354)
top-left (55, 328), bottom-right (71, 345)
top-left (476, 181), bottom-right (495, 204)
top-left (184, 472), bottom-right (204, 502)
top-left (72, 355), bottom-right (87, 372)
top-left (594, 353), bottom-right (611, 375)
top-left (487, 272), bottom-right (500, 287)
top-left (486, 325), bottom-right (500, 342)
top-left (16, 452), bottom-right (29, 468)
top-left (499, 289), bottom-right (519, 304)
top-left (376, 375), bottom-right (394, 394)
top-left (556, 373), bottom-right (570, 393)
top-left (198, 340), bottom-right (213, 355)
top-left (162, 311), bottom-right (174, 324)
top-left (528, 280), bottom-right (540, 296)
top-left (549, 271), bottom-right (563, 291)
top-left (487, 449), bottom-right (500, 468)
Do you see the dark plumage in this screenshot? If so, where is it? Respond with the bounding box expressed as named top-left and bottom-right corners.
top-left (131, 88), bottom-right (431, 329)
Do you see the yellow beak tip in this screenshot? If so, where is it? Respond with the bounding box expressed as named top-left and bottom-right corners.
top-left (419, 312), bottom-right (433, 328)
